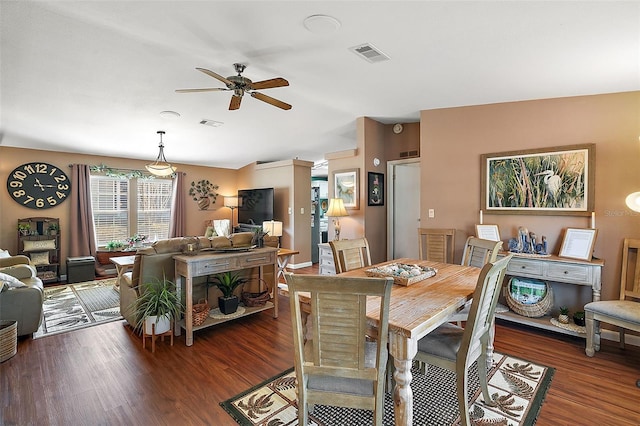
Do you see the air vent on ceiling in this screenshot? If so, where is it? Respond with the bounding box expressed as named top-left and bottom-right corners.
top-left (349, 43), bottom-right (390, 63)
top-left (200, 119), bottom-right (223, 127)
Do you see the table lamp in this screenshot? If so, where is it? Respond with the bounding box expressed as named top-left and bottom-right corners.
top-left (326, 198), bottom-right (348, 240)
top-left (224, 196), bottom-right (240, 228)
top-left (262, 220), bottom-right (283, 247)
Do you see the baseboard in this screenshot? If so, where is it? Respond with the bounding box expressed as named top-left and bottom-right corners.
top-left (287, 261), bottom-right (312, 270)
top-left (602, 329), bottom-right (640, 348)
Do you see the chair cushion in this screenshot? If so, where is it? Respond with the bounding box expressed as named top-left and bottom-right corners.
top-left (584, 300), bottom-right (640, 324)
top-left (417, 322), bottom-right (464, 361)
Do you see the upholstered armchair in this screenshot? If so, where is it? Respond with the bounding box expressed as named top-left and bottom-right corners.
top-left (0, 254), bottom-right (44, 336)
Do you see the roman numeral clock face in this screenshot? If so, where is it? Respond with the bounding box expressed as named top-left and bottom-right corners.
top-left (7, 162), bottom-right (71, 209)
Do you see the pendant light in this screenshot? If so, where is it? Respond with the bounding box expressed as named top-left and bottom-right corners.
top-left (146, 130), bottom-right (176, 176)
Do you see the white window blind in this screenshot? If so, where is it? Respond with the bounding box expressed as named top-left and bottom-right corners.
top-left (137, 179), bottom-right (172, 242)
top-left (90, 176), bottom-right (129, 246)
top-left (90, 175), bottom-right (173, 247)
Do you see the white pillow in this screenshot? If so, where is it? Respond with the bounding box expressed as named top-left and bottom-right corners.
top-left (0, 271), bottom-right (26, 288)
top-left (0, 249), bottom-right (11, 259)
top-left (214, 219), bottom-right (231, 237)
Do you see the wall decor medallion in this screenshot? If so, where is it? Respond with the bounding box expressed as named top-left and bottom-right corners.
top-left (481, 144), bottom-right (595, 215)
top-left (6, 162), bottom-right (71, 209)
top-left (189, 179), bottom-right (219, 210)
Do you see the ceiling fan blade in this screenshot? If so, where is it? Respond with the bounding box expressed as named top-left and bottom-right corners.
top-left (196, 67), bottom-right (233, 86)
top-left (175, 88), bottom-right (228, 93)
top-left (250, 77), bottom-right (289, 90)
top-left (250, 91), bottom-right (292, 110)
top-left (229, 95), bottom-right (242, 110)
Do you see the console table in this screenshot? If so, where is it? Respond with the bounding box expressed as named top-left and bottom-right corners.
top-left (497, 253), bottom-right (604, 337)
top-left (174, 247), bottom-right (278, 346)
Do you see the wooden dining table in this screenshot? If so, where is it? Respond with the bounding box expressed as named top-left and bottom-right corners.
top-left (291, 258), bottom-right (482, 426)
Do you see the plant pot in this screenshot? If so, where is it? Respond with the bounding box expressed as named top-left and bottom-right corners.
top-left (558, 314), bottom-right (569, 324)
top-left (197, 197), bottom-right (210, 210)
top-left (218, 296), bottom-right (239, 315)
top-left (144, 315), bottom-right (171, 335)
top-left (573, 313), bottom-right (586, 326)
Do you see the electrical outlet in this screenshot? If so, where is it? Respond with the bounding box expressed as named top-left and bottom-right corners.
top-left (300, 207), bottom-right (304, 214)
top-left (428, 209), bottom-right (435, 218)
top-left (288, 207), bottom-right (292, 214)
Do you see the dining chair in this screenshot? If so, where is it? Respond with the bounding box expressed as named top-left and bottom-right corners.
top-left (418, 228), bottom-right (455, 263)
top-left (286, 273), bottom-right (393, 426)
top-left (414, 254), bottom-right (512, 426)
top-left (584, 238), bottom-right (640, 357)
top-left (449, 237), bottom-right (504, 324)
top-left (329, 238), bottom-right (372, 274)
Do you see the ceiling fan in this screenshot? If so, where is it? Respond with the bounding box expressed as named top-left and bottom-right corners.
top-left (176, 63), bottom-right (291, 111)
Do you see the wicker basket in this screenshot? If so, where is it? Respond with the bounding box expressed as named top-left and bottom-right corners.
top-left (504, 277), bottom-right (553, 318)
top-left (192, 299), bottom-right (209, 326)
top-left (0, 320), bottom-right (17, 363)
top-left (241, 279), bottom-right (271, 307)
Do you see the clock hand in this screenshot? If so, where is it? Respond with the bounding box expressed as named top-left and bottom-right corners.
top-left (34, 178), bottom-right (45, 191)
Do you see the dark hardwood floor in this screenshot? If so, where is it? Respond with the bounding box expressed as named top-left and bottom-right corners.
top-left (2, 264), bottom-right (639, 425)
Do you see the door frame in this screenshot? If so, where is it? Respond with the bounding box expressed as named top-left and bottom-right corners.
top-left (386, 158), bottom-right (421, 260)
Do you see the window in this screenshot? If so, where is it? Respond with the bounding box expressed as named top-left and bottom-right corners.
top-left (90, 175), bottom-right (173, 247)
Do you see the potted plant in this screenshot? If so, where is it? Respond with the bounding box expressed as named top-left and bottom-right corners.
top-left (106, 240), bottom-right (125, 251)
top-left (210, 271), bottom-right (247, 314)
top-left (18, 223), bottom-right (30, 236)
top-left (47, 222), bottom-right (59, 236)
top-left (189, 179), bottom-right (219, 210)
top-left (252, 226), bottom-right (267, 248)
top-left (558, 306), bottom-right (570, 324)
top-left (133, 275), bottom-right (184, 335)
top-left (127, 234), bottom-right (147, 248)
top-left (573, 310), bottom-right (586, 326)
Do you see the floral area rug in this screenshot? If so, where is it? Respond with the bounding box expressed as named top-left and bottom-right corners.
top-left (34, 278), bottom-right (122, 338)
top-left (221, 352), bottom-right (554, 426)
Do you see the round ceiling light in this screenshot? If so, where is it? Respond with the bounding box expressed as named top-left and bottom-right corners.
top-left (159, 110), bottom-right (181, 119)
top-left (303, 14), bottom-right (341, 34)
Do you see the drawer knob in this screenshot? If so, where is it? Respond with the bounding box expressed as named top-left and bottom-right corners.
top-left (521, 265), bottom-right (526, 269)
top-left (564, 271), bottom-right (568, 274)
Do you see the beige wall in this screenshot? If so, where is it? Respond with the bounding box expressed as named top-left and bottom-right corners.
top-left (420, 91), bottom-right (640, 302)
top-left (237, 159), bottom-right (313, 266)
top-left (0, 146), bottom-right (237, 274)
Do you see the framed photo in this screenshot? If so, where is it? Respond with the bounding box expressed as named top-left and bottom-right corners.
top-left (334, 169), bottom-right (359, 209)
top-left (367, 172), bottom-right (384, 206)
top-left (475, 224), bottom-right (501, 242)
top-left (559, 228), bottom-right (598, 261)
top-left (481, 143), bottom-right (595, 216)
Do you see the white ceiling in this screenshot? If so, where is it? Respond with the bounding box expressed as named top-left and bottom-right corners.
top-left (1, 1), bottom-right (638, 171)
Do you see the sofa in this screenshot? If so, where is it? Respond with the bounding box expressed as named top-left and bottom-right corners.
top-left (0, 254), bottom-right (44, 336)
top-left (119, 233), bottom-right (256, 328)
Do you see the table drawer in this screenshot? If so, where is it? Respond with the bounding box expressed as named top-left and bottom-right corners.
top-left (547, 263), bottom-right (592, 285)
top-left (238, 251), bottom-right (275, 268)
top-left (193, 258), bottom-right (237, 275)
top-left (506, 258), bottom-right (544, 276)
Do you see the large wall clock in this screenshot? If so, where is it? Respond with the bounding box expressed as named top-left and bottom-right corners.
top-left (6, 162), bottom-right (71, 209)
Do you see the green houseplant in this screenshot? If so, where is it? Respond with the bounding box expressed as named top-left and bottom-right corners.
top-left (18, 223), bottom-right (31, 236)
top-left (47, 222), bottom-right (59, 235)
top-left (105, 240), bottom-right (125, 251)
top-left (133, 275), bottom-right (184, 335)
top-left (558, 306), bottom-right (570, 324)
top-left (573, 310), bottom-right (585, 326)
top-left (210, 271), bottom-right (247, 314)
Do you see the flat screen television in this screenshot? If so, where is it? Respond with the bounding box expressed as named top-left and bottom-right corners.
top-left (237, 188), bottom-right (274, 227)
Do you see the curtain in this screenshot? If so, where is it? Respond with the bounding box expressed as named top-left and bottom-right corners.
top-left (169, 172), bottom-right (186, 237)
top-left (69, 164), bottom-right (97, 257)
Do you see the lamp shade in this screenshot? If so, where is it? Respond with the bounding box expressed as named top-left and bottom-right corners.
top-left (224, 196), bottom-right (240, 208)
top-left (263, 220), bottom-right (283, 237)
top-left (626, 192), bottom-right (640, 212)
top-left (326, 198), bottom-right (348, 217)
top-left (146, 130), bottom-right (176, 176)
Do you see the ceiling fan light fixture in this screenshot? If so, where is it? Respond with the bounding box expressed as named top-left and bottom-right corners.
top-left (146, 130), bottom-right (177, 177)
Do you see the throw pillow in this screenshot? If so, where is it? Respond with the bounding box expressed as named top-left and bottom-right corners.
top-left (0, 249), bottom-right (11, 259)
top-left (0, 271), bottom-right (26, 288)
top-left (23, 239), bottom-right (56, 252)
top-left (204, 226), bottom-right (216, 238)
top-left (30, 251), bottom-right (50, 266)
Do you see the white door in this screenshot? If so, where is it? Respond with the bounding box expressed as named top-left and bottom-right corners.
top-left (387, 160), bottom-right (421, 259)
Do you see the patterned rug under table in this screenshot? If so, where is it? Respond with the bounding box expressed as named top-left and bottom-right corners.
top-left (34, 278), bottom-right (122, 338)
top-left (221, 352), bottom-right (554, 426)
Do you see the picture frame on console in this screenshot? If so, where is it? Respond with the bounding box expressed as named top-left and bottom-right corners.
top-left (559, 228), bottom-right (598, 261)
top-left (481, 143), bottom-right (595, 216)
